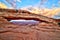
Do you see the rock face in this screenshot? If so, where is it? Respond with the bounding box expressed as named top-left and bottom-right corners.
top-left (0, 8), bottom-right (60, 40)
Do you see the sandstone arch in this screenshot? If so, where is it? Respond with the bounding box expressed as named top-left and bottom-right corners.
top-left (0, 8), bottom-right (60, 40)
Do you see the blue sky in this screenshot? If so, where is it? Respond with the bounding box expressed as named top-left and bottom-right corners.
top-left (0, 0), bottom-right (60, 9)
top-left (16, 0), bottom-right (40, 8)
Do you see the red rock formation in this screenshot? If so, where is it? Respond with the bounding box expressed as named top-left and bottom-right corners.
top-left (0, 8), bottom-right (60, 40)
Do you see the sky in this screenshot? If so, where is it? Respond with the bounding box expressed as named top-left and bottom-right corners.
top-left (0, 0), bottom-right (60, 9)
top-left (0, 0), bottom-right (60, 19)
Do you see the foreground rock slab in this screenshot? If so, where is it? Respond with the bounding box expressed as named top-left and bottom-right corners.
top-left (0, 17), bottom-right (60, 40)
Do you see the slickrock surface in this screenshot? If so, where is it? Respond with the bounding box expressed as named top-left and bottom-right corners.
top-left (0, 8), bottom-right (60, 40)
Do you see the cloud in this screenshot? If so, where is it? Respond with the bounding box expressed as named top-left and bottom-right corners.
top-left (16, 0), bottom-right (21, 2)
top-left (10, 0), bottom-right (21, 2)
